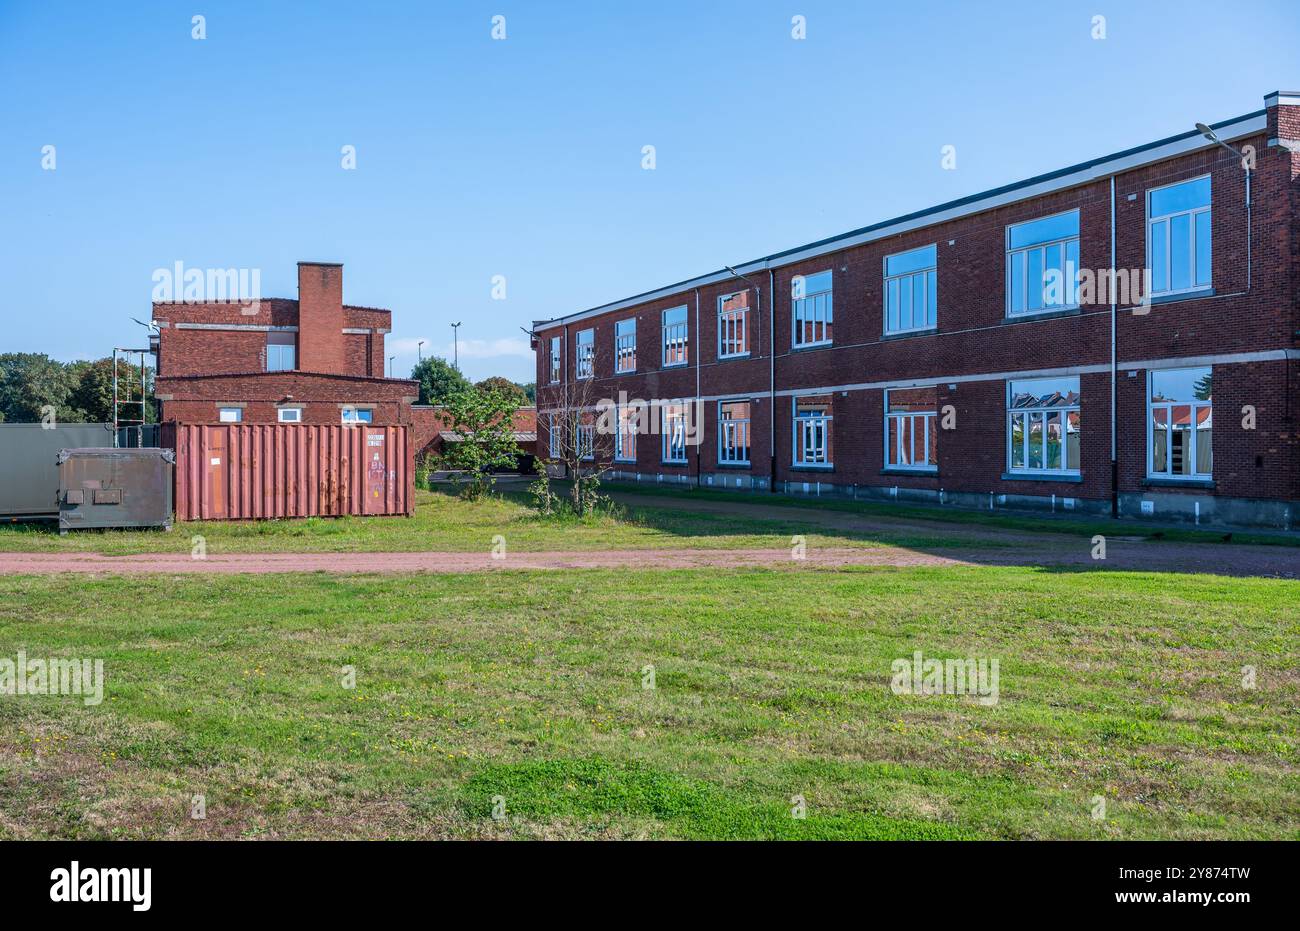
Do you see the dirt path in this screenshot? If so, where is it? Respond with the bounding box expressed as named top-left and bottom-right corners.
top-left (0, 541), bottom-right (1296, 577)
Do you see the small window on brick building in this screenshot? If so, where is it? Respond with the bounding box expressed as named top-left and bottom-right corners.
top-left (218, 407), bottom-right (242, 423)
top-left (1006, 211), bottom-right (1080, 316)
top-left (1147, 176), bottom-right (1211, 297)
top-left (342, 407), bottom-right (373, 424)
top-left (717, 292), bottom-right (750, 358)
top-left (614, 319), bottom-right (636, 373)
top-left (267, 331), bottom-right (296, 372)
top-left (549, 336), bottom-right (561, 384)
top-left (277, 407), bottom-right (303, 423)
top-left (575, 328), bottom-right (594, 379)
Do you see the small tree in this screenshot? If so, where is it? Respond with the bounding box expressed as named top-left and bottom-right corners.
top-left (475, 376), bottom-right (529, 406)
top-left (437, 385), bottom-right (523, 499)
top-left (541, 375), bottom-right (615, 516)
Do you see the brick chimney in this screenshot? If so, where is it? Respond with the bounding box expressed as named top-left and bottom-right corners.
top-left (297, 262), bottom-right (345, 373)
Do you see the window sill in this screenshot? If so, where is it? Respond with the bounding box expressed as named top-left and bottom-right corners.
top-left (881, 466), bottom-right (938, 476)
top-left (613, 458), bottom-right (636, 464)
top-left (718, 352), bottom-right (751, 361)
top-left (1001, 471), bottom-right (1083, 483)
top-left (1003, 306), bottom-right (1081, 324)
top-left (661, 362), bottom-right (690, 370)
top-left (882, 327), bottom-right (938, 342)
top-left (613, 369), bottom-right (637, 377)
top-left (791, 341), bottom-right (833, 352)
top-left (1143, 476), bottom-right (1214, 489)
top-left (661, 460), bottom-right (689, 467)
top-left (792, 464), bottom-right (834, 472)
top-left (716, 461), bottom-right (751, 469)
top-left (1144, 287), bottom-right (1214, 307)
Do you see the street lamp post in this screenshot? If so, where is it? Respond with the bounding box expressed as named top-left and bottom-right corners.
top-left (1195, 122), bottom-right (1252, 288)
top-left (451, 322), bottom-right (462, 370)
top-left (417, 340), bottom-right (425, 363)
top-left (388, 355), bottom-right (395, 378)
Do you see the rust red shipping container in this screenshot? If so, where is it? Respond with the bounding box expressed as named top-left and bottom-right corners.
top-left (167, 423), bottom-right (414, 520)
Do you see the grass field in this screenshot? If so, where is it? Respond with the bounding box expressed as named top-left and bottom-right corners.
top-left (0, 487), bottom-right (1024, 556)
top-left (2, 565), bottom-right (1296, 839)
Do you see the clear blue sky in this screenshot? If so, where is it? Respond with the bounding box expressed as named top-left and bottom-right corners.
top-left (2, 0), bottom-right (1295, 383)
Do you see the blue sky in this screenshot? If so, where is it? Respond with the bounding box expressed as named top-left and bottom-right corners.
top-left (2, 0), bottom-right (1295, 383)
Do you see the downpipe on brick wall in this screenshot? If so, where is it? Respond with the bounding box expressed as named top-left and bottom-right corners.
top-left (769, 268), bottom-right (777, 493)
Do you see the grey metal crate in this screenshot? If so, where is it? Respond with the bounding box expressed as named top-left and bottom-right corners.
top-left (57, 447), bottom-right (174, 532)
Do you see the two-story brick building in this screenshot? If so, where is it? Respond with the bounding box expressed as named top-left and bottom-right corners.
top-left (533, 90), bottom-right (1300, 529)
top-left (152, 262), bottom-right (420, 427)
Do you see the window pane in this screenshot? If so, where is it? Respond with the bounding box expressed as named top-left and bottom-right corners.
top-left (1044, 243), bottom-right (1062, 306)
top-left (1150, 219), bottom-right (1168, 292)
top-left (1008, 211), bottom-right (1079, 249)
top-left (1151, 367), bottom-right (1210, 402)
top-left (663, 306), bottom-right (687, 325)
top-left (899, 276), bottom-right (913, 329)
top-left (1150, 177), bottom-right (1210, 217)
top-left (926, 269), bottom-right (937, 326)
top-left (1152, 412), bottom-right (1168, 473)
top-left (885, 244), bottom-right (936, 277)
top-left (1196, 412), bottom-right (1212, 474)
top-left (1066, 411), bottom-right (1080, 470)
top-left (1171, 406), bottom-right (1192, 474)
top-left (1009, 376), bottom-right (1080, 408)
top-left (1010, 253), bottom-right (1025, 314)
top-left (1045, 410), bottom-right (1062, 469)
top-left (1011, 415), bottom-right (1025, 468)
top-left (887, 279), bottom-right (899, 332)
top-left (1027, 248), bottom-right (1044, 310)
top-left (1028, 413), bottom-right (1044, 469)
top-left (1195, 211), bottom-right (1212, 287)
top-left (1170, 213), bottom-right (1192, 291)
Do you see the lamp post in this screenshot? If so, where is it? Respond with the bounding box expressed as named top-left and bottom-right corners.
top-left (451, 322), bottom-right (462, 370)
top-left (388, 355), bottom-right (395, 378)
top-left (417, 340), bottom-right (425, 363)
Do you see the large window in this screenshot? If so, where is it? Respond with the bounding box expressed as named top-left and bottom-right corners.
top-left (614, 404), bottom-right (636, 462)
top-left (718, 291), bottom-right (750, 358)
top-left (575, 328), bottom-right (594, 379)
top-left (662, 403), bottom-right (688, 463)
top-left (718, 400), bottom-right (751, 465)
top-left (662, 306), bottom-right (688, 366)
top-left (885, 386), bottom-right (937, 469)
top-left (1148, 367), bottom-right (1212, 479)
top-left (793, 395), bottom-right (832, 467)
top-left (884, 245), bottom-right (937, 334)
top-left (615, 318), bottom-right (636, 373)
top-left (1007, 376), bottom-right (1080, 474)
top-left (1148, 176), bottom-right (1211, 297)
top-left (578, 416), bottom-right (595, 461)
top-left (1006, 211), bottom-right (1080, 316)
top-left (549, 336), bottom-right (560, 384)
top-left (267, 331), bottom-right (296, 371)
top-left (792, 270), bottom-right (833, 347)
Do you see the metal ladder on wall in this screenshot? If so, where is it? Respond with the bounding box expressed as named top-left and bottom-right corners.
top-left (112, 347), bottom-right (151, 448)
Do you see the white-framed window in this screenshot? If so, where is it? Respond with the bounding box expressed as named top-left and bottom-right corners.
top-left (341, 407), bottom-right (373, 424)
top-left (614, 403), bottom-right (637, 462)
top-left (718, 291), bottom-right (750, 358)
top-left (718, 400), bottom-right (751, 465)
top-left (1148, 176), bottom-right (1211, 297)
top-left (1007, 376), bottom-right (1080, 474)
top-left (662, 403), bottom-right (688, 463)
top-left (1148, 367), bottom-right (1212, 479)
top-left (575, 328), bottom-right (594, 379)
top-left (793, 395), bottom-right (832, 467)
top-left (277, 407), bottom-right (303, 423)
top-left (549, 336), bottom-right (561, 384)
top-left (884, 245), bottom-right (937, 334)
top-left (218, 407), bottom-right (242, 423)
top-left (267, 331), bottom-right (296, 371)
top-left (662, 306), bottom-right (689, 366)
top-left (792, 270), bottom-right (833, 347)
top-left (547, 413), bottom-right (560, 458)
top-left (1006, 210), bottom-right (1080, 317)
top-left (885, 386), bottom-right (937, 469)
top-left (615, 318), bottom-right (636, 373)
top-left (578, 418), bottom-right (595, 461)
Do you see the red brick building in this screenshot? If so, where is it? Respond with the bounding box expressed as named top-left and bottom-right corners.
top-left (534, 91), bottom-right (1300, 529)
top-left (152, 262), bottom-right (419, 427)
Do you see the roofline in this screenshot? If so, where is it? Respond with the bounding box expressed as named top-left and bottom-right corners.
top-left (155, 371), bottom-right (418, 386)
top-left (152, 299), bottom-right (391, 314)
top-left (533, 107), bottom-right (1268, 331)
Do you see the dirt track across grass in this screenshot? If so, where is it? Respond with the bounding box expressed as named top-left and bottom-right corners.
top-left (1, 538), bottom-right (1296, 577)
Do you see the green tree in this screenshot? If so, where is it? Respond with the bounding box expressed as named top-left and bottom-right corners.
top-left (474, 376), bottom-right (528, 405)
top-left (0, 353), bottom-right (81, 424)
top-left (411, 356), bottom-right (471, 405)
top-left (437, 385), bottom-right (524, 499)
top-left (518, 381), bottom-right (536, 404)
top-left (68, 357), bottom-right (157, 423)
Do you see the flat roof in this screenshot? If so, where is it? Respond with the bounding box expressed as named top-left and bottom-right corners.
top-left (534, 104), bottom-right (1269, 330)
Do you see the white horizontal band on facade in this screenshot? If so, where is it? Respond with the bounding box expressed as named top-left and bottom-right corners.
top-left (537, 348), bottom-right (1298, 412)
top-left (534, 112), bottom-right (1268, 331)
top-left (170, 324), bottom-right (379, 334)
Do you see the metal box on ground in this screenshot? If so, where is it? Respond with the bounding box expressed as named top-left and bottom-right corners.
top-left (57, 447), bottom-right (175, 532)
top-left (0, 423), bottom-right (116, 520)
top-left (168, 422), bottom-right (414, 521)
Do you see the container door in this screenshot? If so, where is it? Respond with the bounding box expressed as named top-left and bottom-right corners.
top-left (206, 427), bottom-right (227, 519)
top-left (364, 429), bottom-right (386, 514)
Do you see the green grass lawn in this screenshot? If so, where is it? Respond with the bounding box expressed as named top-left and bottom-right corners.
top-left (0, 487), bottom-right (1024, 556)
top-left (2, 566), bottom-right (1296, 839)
